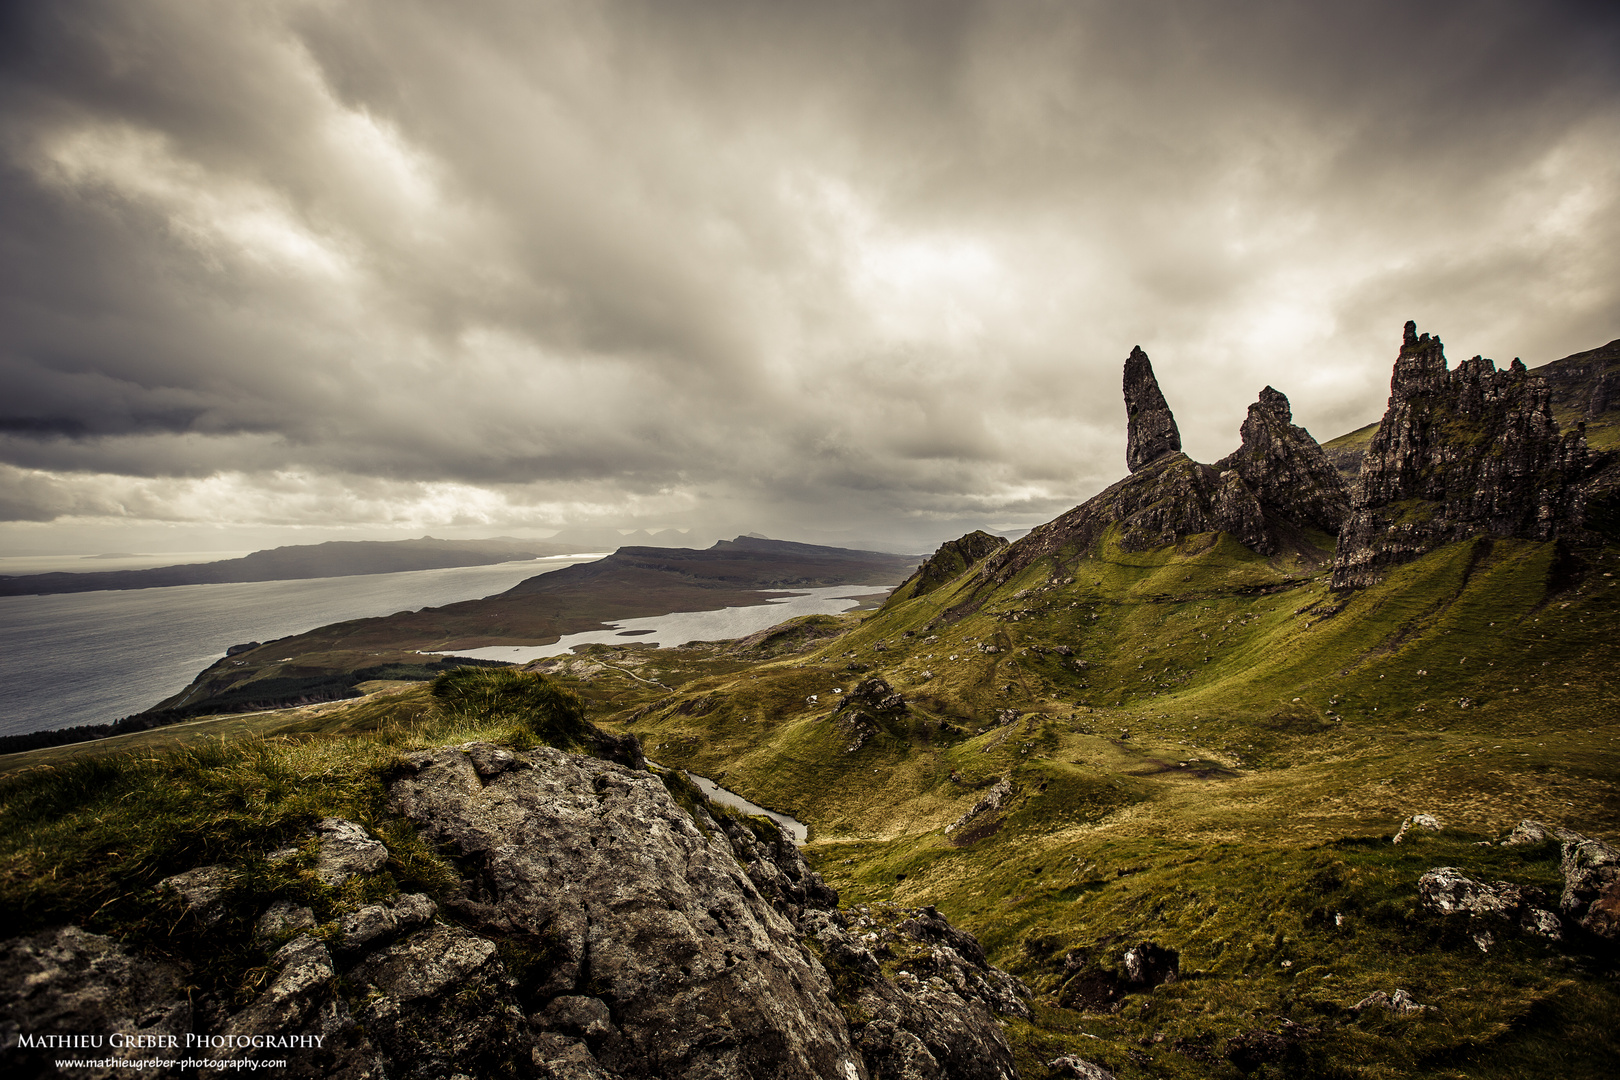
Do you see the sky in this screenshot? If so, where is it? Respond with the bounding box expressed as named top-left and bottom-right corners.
top-left (2, 0), bottom-right (1618, 557)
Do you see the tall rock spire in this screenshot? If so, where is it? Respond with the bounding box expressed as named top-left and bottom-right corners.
top-left (1123, 345), bottom-right (1182, 472)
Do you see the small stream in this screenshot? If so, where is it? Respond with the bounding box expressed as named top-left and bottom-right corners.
top-left (653, 763), bottom-right (808, 843)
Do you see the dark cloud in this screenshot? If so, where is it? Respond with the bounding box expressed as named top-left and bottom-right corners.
top-left (1, 0), bottom-right (1616, 550)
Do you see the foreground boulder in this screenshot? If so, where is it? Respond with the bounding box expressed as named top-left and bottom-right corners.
top-left (1, 747), bottom-right (1028, 1080)
top-left (387, 744), bottom-right (862, 1079)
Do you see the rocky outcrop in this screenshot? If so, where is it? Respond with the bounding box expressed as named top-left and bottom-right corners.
top-left (1, 750), bottom-right (1029, 1080)
top-left (1124, 346), bottom-right (1182, 472)
top-left (892, 531), bottom-right (1010, 600)
top-left (1417, 866), bottom-right (1560, 935)
top-left (1331, 322), bottom-right (1593, 589)
top-left (804, 903), bottom-right (1028, 1080)
top-left (1418, 824), bottom-right (1620, 949)
top-left (384, 744), bottom-right (864, 1080)
top-left (964, 373), bottom-right (1345, 592)
top-left (825, 676), bottom-right (909, 754)
top-left (1213, 385), bottom-right (1350, 536)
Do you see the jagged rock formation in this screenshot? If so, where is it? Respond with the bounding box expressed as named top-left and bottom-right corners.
top-left (1123, 346), bottom-right (1182, 472)
top-left (1, 748), bottom-right (1028, 1080)
top-left (968, 381), bottom-right (1345, 591)
top-left (1330, 322), bottom-right (1593, 590)
top-left (1213, 386), bottom-right (1350, 536)
top-left (892, 531), bottom-right (1009, 601)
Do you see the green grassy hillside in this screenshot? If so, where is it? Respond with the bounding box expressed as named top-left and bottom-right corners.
top-left (3, 525), bottom-right (1615, 1078)
top-left (603, 529), bottom-right (1619, 1078)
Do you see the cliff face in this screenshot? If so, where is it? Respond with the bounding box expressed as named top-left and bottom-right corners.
top-left (1330, 322), bottom-right (1593, 590)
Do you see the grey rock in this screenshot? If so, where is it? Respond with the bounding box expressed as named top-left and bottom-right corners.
top-left (1047, 1056), bottom-right (1115, 1080)
top-left (392, 891), bottom-right (438, 929)
top-left (1504, 819), bottom-right (1584, 846)
top-left (386, 743), bottom-right (867, 1080)
top-left (338, 903), bottom-right (398, 953)
top-left (1351, 988), bottom-right (1430, 1015)
top-left (1560, 836), bottom-right (1620, 939)
top-left (536, 995), bottom-right (615, 1039)
top-left (205, 934), bottom-right (382, 1079)
top-left (0, 926), bottom-right (191, 1079)
top-left (807, 905), bottom-right (1026, 1080)
top-left (256, 899), bottom-right (316, 941)
top-left (531, 1032), bottom-right (619, 1079)
top-left (312, 818), bottom-right (388, 886)
top-left (1418, 866), bottom-right (1564, 942)
top-left (1120, 941), bottom-right (1179, 989)
top-left (1388, 988), bottom-right (1429, 1016)
top-left (336, 892), bottom-right (436, 954)
top-left (848, 676), bottom-right (906, 713)
top-left (347, 924), bottom-right (528, 1080)
top-left (463, 741), bottom-right (526, 778)
top-left (1419, 866), bottom-right (1533, 918)
top-left (1521, 907), bottom-right (1564, 941)
top-left (708, 812), bottom-right (838, 929)
top-left (946, 775), bottom-right (1015, 836)
top-left (1393, 813), bottom-right (1442, 844)
top-left (1124, 345), bottom-right (1182, 472)
top-left (157, 864), bottom-right (235, 928)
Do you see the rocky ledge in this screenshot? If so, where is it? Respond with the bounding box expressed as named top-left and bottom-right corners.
top-left (0, 742), bottom-right (1028, 1080)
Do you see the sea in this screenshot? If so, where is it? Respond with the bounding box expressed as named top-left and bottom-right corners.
top-left (0, 559), bottom-right (891, 739)
top-left (0, 556), bottom-right (603, 738)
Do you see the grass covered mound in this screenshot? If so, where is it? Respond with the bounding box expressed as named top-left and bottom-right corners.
top-left (0, 669), bottom-right (611, 947)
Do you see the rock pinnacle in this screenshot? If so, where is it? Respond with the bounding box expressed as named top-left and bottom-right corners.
top-left (1123, 345), bottom-right (1182, 472)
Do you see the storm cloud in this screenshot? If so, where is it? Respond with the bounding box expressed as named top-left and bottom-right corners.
top-left (2, 0), bottom-right (1617, 550)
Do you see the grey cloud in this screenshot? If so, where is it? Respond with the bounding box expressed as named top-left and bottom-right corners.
top-left (0, 0), bottom-right (1617, 544)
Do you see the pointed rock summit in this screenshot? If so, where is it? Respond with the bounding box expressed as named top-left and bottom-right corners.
top-left (1123, 346), bottom-right (1182, 472)
top-left (1214, 385), bottom-right (1350, 538)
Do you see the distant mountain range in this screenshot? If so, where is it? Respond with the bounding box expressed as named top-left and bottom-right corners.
top-left (0, 530), bottom-right (701, 597)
